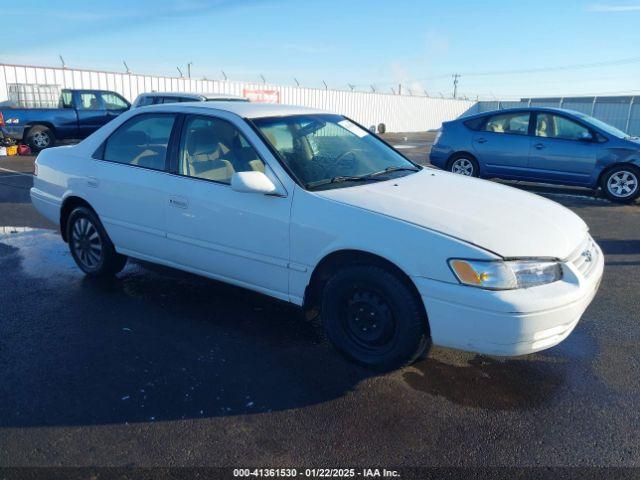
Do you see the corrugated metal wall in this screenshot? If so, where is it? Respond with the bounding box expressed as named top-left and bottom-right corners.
top-left (469, 96), bottom-right (640, 136)
top-left (0, 63), bottom-right (475, 133)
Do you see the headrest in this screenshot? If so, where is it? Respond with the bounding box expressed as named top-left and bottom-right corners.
top-left (187, 128), bottom-right (219, 156)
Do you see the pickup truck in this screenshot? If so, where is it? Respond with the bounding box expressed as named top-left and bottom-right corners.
top-left (0, 89), bottom-right (130, 150)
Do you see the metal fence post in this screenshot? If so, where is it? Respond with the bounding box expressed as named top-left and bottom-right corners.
top-left (625, 97), bottom-right (635, 134)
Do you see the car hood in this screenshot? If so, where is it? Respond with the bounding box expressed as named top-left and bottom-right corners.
top-left (315, 169), bottom-right (588, 259)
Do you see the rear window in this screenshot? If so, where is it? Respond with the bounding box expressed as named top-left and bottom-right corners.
top-left (463, 117), bottom-right (485, 131)
top-left (101, 113), bottom-right (176, 171)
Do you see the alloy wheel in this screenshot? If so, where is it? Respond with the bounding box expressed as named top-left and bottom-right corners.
top-left (32, 131), bottom-right (50, 148)
top-left (607, 170), bottom-right (638, 198)
top-left (451, 158), bottom-right (474, 176)
top-left (71, 217), bottom-right (103, 270)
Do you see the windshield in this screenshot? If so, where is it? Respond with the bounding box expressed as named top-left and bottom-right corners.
top-left (252, 114), bottom-right (419, 190)
top-left (575, 112), bottom-right (629, 138)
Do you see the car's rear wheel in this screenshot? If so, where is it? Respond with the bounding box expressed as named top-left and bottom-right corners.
top-left (601, 165), bottom-right (640, 204)
top-left (66, 207), bottom-right (127, 276)
top-left (320, 264), bottom-right (430, 370)
top-left (448, 154), bottom-right (479, 177)
top-left (26, 125), bottom-right (55, 151)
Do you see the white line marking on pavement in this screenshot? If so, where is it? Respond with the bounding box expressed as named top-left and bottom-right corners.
top-left (0, 167), bottom-right (33, 177)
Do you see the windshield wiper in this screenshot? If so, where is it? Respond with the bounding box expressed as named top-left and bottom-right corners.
top-left (362, 165), bottom-right (420, 179)
top-left (307, 175), bottom-right (386, 189)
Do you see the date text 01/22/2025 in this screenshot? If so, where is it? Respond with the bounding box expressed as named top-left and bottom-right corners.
top-left (232, 468), bottom-right (401, 478)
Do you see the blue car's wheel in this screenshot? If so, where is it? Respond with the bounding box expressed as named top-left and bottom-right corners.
top-left (601, 165), bottom-right (640, 204)
top-left (448, 154), bottom-right (479, 177)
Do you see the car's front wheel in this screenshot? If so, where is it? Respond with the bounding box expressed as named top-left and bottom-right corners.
top-left (601, 165), bottom-right (640, 204)
top-left (321, 264), bottom-right (430, 370)
top-left (448, 154), bottom-right (479, 177)
top-left (66, 207), bottom-right (127, 276)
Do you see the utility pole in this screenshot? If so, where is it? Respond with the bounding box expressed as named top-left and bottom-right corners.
top-left (187, 62), bottom-right (193, 78)
top-left (452, 73), bottom-right (461, 99)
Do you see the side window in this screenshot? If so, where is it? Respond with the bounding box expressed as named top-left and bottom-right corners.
top-left (136, 96), bottom-right (155, 107)
top-left (103, 114), bottom-right (176, 171)
top-left (484, 112), bottom-right (530, 135)
top-left (101, 93), bottom-right (129, 110)
top-left (60, 90), bottom-right (73, 108)
top-left (179, 116), bottom-right (265, 184)
top-left (536, 114), bottom-right (591, 141)
top-left (77, 92), bottom-right (102, 110)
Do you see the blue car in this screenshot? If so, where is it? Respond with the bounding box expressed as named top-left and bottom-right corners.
top-left (429, 107), bottom-right (640, 203)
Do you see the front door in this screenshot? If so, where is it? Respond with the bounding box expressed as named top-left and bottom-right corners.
top-left (527, 112), bottom-right (598, 186)
top-left (164, 113), bottom-right (292, 300)
top-left (472, 111), bottom-right (532, 177)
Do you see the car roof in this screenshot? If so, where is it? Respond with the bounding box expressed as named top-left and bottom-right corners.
top-left (142, 101), bottom-right (330, 119)
top-left (138, 92), bottom-right (204, 99)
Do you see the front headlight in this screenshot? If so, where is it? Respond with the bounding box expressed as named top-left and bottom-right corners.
top-left (449, 259), bottom-right (562, 290)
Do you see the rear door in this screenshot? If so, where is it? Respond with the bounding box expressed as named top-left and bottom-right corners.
top-left (87, 112), bottom-right (178, 259)
top-left (527, 112), bottom-right (598, 186)
top-left (75, 91), bottom-right (110, 137)
top-left (100, 92), bottom-right (130, 123)
top-left (472, 111), bottom-right (532, 177)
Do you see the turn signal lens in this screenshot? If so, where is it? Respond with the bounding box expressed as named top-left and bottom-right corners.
top-left (449, 259), bottom-right (561, 290)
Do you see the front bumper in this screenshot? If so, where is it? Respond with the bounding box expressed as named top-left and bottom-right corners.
top-left (414, 241), bottom-right (604, 356)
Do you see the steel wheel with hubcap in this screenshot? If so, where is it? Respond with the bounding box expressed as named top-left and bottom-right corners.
top-left (601, 165), bottom-right (640, 203)
top-left (66, 207), bottom-right (127, 276)
top-left (449, 156), bottom-right (478, 177)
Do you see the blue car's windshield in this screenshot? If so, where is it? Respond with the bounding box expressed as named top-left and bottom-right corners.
top-left (576, 112), bottom-right (629, 138)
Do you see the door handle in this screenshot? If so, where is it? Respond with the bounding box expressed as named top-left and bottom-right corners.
top-left (168, 196), bottom-right (189, 209)
top-left (534, 143), bottom-right (545, 150)
top-left (476, 138), bottom-right (487, 144)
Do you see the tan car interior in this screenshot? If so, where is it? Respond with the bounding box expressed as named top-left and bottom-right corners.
top-left (181, 120), bottom-right (265, 183)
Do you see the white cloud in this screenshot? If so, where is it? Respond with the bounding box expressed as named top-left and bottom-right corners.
top-left (587, 3), bottom-right (640, 11)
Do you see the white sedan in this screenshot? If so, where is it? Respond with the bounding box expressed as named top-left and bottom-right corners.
top-left (30, 102), bottom-right (604, 369)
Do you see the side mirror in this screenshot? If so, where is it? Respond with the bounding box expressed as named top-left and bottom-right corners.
top-left (231, 171), bottom-right (278, 195)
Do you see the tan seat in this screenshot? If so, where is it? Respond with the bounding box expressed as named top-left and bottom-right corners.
top-left (184, 127), bottom-right (236, 182)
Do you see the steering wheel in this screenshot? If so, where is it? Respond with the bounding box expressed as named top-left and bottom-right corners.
top-left (330, 150), bottom-right (358, 176)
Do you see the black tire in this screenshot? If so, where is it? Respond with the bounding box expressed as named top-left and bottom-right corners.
top-left (66, 207), bottom-right (127, 277)
top-left (447, 154), bottom-right (479, 177)
top-left (600, 165), bottom-right (640, 204)
top-left (321, 264), bottom-right (430, 370)
top-left (26, 125), bottom-right (55, 151)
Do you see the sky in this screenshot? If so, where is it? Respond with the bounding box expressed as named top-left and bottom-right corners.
top-left (2, 0), bottom-right (640, 100)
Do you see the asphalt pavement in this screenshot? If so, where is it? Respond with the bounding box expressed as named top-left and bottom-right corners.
top-left (0, 146), bottom-right (639, 471)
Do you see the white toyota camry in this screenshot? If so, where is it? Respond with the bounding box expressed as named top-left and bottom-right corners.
top-left (30, 101), bottom-right (604, 369)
